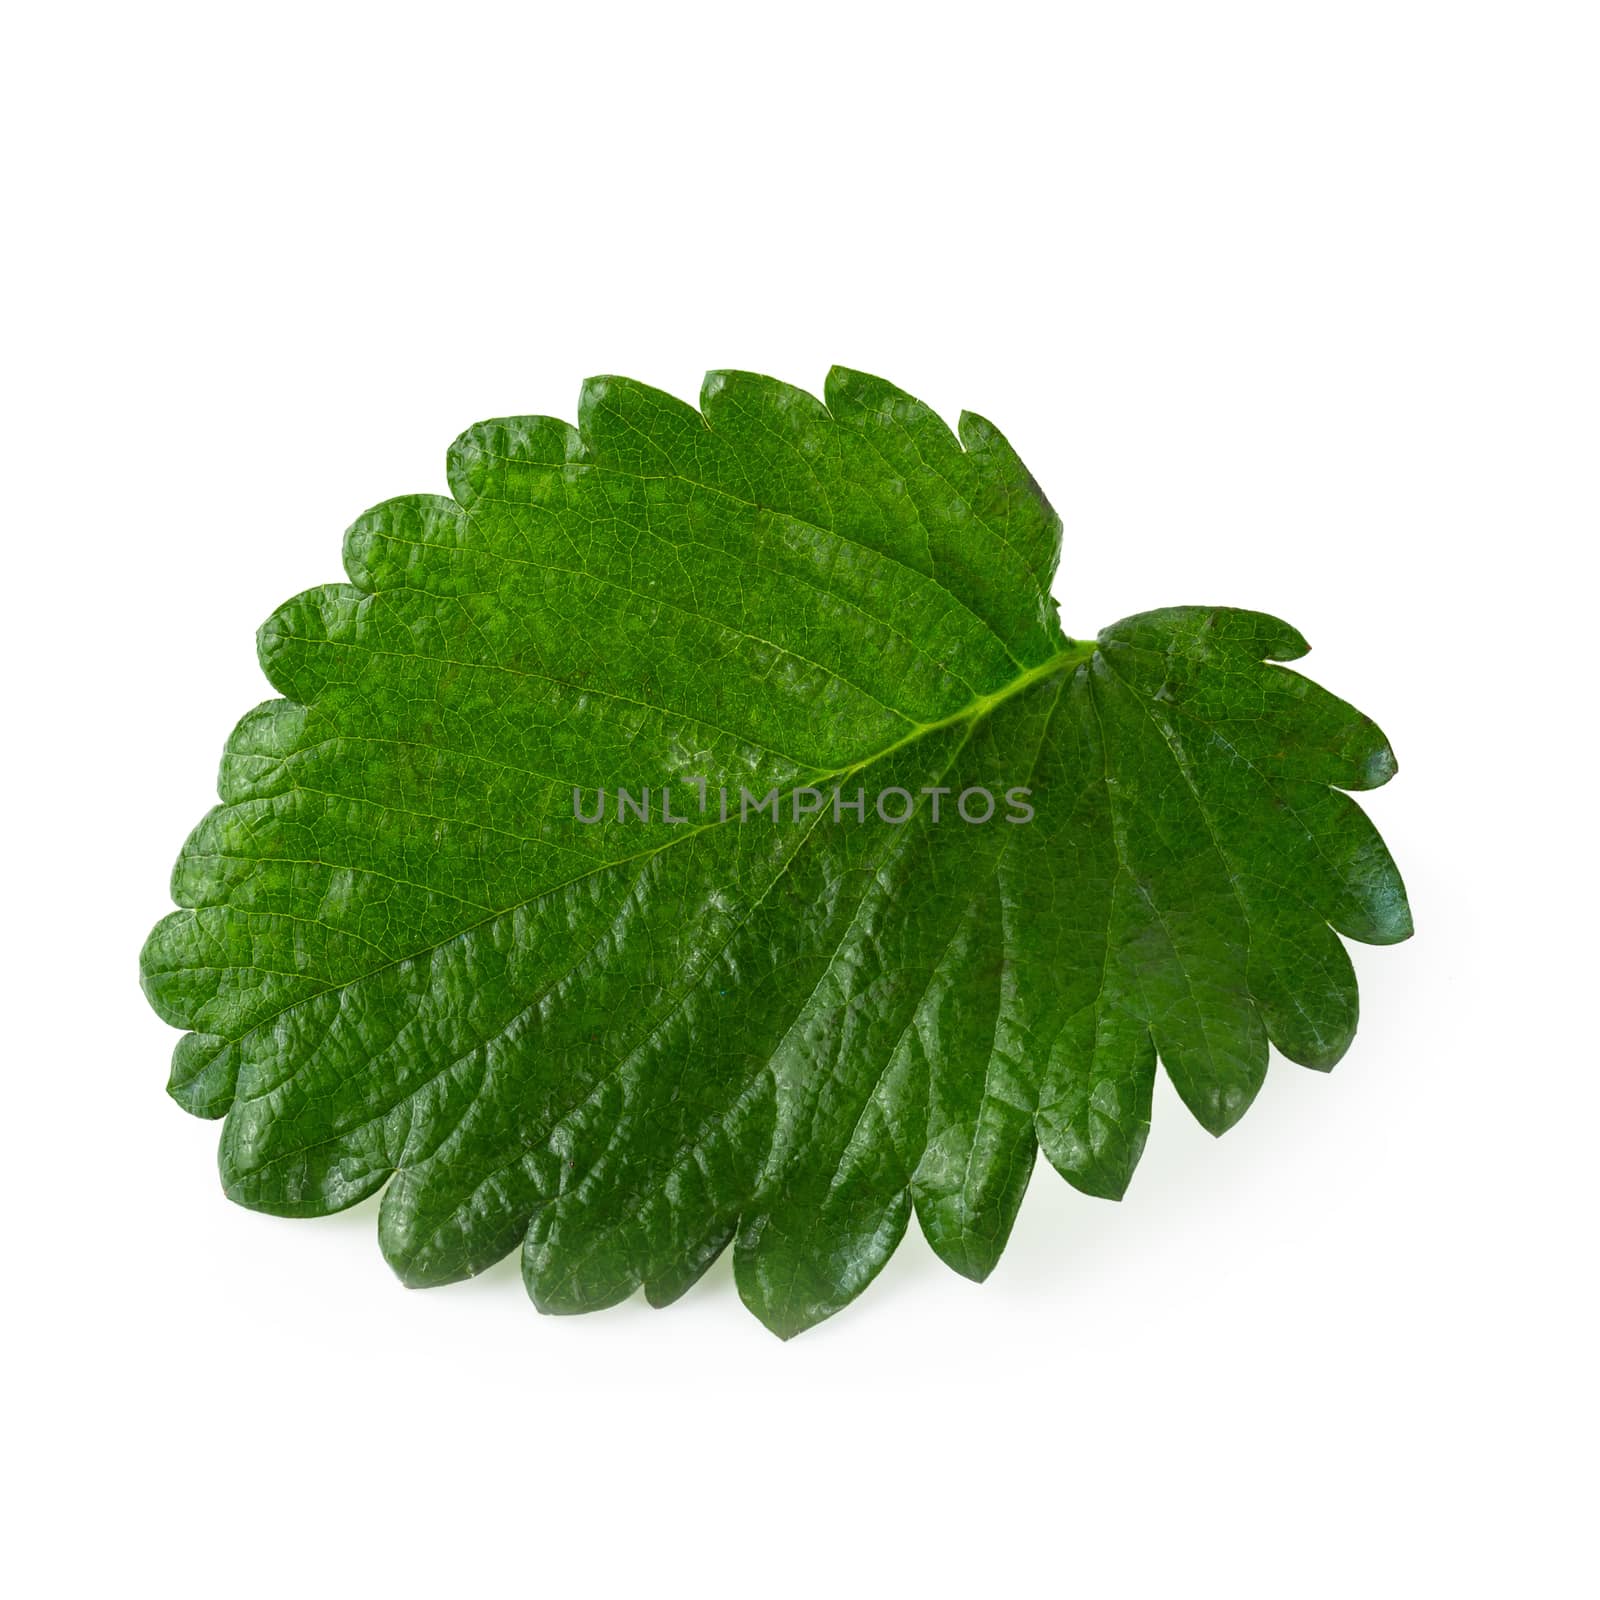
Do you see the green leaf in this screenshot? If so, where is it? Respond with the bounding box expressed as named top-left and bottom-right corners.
top-left (141, 367), bottom-right (1410, 1338)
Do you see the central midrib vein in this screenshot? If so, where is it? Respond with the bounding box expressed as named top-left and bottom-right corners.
top-left (834, 636), bottom-right (1094, 782)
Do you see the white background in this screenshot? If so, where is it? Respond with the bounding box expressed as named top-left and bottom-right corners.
top-left (4, 3), bottom-right (1596, 1594)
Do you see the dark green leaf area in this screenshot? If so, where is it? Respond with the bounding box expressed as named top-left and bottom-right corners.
top-left (141, 368), bottom-right (1408, 1336)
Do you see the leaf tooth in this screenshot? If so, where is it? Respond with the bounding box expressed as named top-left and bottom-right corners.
top-left (445, 413), bottom-right (586, 509)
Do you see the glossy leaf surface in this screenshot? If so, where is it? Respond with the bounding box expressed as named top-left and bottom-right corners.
top-left (142, 369), bottom-right (1410, 1336)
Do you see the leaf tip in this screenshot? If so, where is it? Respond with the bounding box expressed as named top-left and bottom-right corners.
top-left (1182, 1080), bottom-right (1263, 1139)
top-left (1364, 741), bottom-right (1399, 787)
top-left (926, 1239), bottom-right (1000, 1285)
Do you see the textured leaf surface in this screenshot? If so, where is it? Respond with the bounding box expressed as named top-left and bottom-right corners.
top-left (142, 368), bottom-right (1410, 1337)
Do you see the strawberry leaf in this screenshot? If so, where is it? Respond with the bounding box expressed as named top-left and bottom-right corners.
top-left (142, 368), bottom-right (1410, 1337)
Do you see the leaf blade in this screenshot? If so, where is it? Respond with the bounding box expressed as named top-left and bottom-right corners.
top-left (142, 371), bottom-right (1410, 1333)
